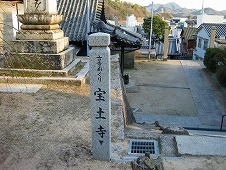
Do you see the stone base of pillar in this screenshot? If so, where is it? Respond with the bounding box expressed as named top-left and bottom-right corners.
top-left (10, 37), bottom-right (69, 54)
top-left (16, 29), bottom-right (64, 40)
top-left (163, 58), bottom-right (168, 61)
top-left (0, 58), bottom-right (81, 77)
top-left (5, 47), bottom-right (75, 70)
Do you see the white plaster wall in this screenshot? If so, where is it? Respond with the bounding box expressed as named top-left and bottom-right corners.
top-left (197, 14), bottom-right (224, 27)
top-left (193, 28), bottom-right (210, 59)
top-left (126, 14), bottom-right (138, 27)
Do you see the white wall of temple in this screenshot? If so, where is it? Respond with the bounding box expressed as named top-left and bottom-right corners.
top-left (197, 14), bottom-right (224, 27)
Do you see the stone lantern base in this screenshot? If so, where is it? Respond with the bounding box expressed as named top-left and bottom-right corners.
top-left (4, 14), bottom-right (76, 70)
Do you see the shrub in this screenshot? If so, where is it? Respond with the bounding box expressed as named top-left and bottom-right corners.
top-left (214, 48), bottom-right (226, 66)
top-left (216, 66), bottom-right (226, 87)
top-left (203, 48), bottom-right (222, 72)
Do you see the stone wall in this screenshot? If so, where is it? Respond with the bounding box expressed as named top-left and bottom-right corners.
top-left (111, 54), bottom-right (126, 141)
top-left (111, 50), bottom-right (135, 69)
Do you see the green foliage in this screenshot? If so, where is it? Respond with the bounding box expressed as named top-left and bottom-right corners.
top-left (106, 0), bottom-right (150, 21)
top-left (203, 48), bottom-right (222, 72)
top-left (216, 66), bottom-right (226, 87)
top-left (143, 16), bottom-right (168, 41)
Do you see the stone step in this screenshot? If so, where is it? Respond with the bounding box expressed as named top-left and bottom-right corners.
top-left (134, 112), bottom-right (226, 130)
top-left (188, 130), bottom-right (226, 137)
top-left (74, 61), bottom-right (89, 85)
top-left (134, 112), bottom-right (202, 128)
top-left (0, 59), bottom-right (90, 86)
top-left (0, 58), bottom-right (81, 77)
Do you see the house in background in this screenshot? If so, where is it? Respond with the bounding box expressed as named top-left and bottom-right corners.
top-left (0, 0), bottom-right (23, 53)
top-left (181, 27), bottom-right (197, 58)
top-left (197, 14), bottom-right (224, 27)
top-left (193, 23), bottom-right (226, 60)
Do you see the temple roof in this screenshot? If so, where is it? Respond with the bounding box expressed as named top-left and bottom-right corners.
top-left (57, 0), bottom-right (105, 42)
top-left (57, 0), bottom-right (142, 47)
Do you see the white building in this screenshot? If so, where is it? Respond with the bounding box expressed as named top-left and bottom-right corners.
top-left (126, 14), bottom-right (141, 27)
top-left (197, 14), bottom-right (224, 27)
top-left (193, 23), bottom-right (226, 60)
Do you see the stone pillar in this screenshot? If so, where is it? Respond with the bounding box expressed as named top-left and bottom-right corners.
top-left (163, 27), bottom-right (169, 61)
top-left (5, 0), bottom-right (75, 70)
top-left (89, 33), bottom-right (111, 161)
top-left (210, 26), bottom-right (216, 48)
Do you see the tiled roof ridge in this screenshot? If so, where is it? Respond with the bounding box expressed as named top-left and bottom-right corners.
top-left (195, 23), bottom-right (226, 38)
top-left (57, 0), bottom-right (142, 47)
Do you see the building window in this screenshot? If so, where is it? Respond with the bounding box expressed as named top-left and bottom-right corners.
top-left (203, 40), bottom-right (208, 50)
top-left (198, 38), bottom-right (202, 48)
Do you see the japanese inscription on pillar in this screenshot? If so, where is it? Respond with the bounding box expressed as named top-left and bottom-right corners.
top-left (25, 0), bottom-right (57, 14)
top-left (89, 33), bottom-right (111, 161)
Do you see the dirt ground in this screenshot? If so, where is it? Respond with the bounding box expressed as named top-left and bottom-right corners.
top-left (125, 60), bottom-right (197, 116)
top-left (0, 83), bottom-right (131, 170)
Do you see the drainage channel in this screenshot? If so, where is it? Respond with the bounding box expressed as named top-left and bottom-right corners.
top-left (128, 139), bottom-right (159, 156)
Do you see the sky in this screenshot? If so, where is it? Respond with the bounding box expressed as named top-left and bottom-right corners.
top-left (120, 0), bottom-right (226, 11)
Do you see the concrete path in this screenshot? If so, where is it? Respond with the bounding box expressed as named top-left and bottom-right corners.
top-left (0, 83), bottom-right (42, 93)
top-left (126, 60), bottom-right (226, 129)
top-left (181, 60), bottom-right (226, 127)
top-left (176, 136), bottom-right (226, 156)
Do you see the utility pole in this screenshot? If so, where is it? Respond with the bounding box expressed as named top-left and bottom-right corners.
top-left (86, 0), bottom-right (90, 56)
top-left (202, 0), bottom-right (205, 14)
top-left (148, 1), bottom-right (154, 60)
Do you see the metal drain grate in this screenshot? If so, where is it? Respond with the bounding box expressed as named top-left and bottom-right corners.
top-left (128, 140), bottom-right (158, 155)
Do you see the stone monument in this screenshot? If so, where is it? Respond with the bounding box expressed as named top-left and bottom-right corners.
top-left (89, 32), bottom-right (111, 161)
top-left (5, 0), bottom-right (75, 70)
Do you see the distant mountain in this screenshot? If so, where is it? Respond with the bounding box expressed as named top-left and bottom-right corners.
top-left (146, 2), bottom-right (226, 18)
top-left (164, 2), bottom-right (181, 10)
top-left (150, 2), bottom-right (181, 11)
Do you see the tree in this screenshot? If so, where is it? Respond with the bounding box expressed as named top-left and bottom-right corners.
top-left (143, 15), bottom-right (168, 42)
